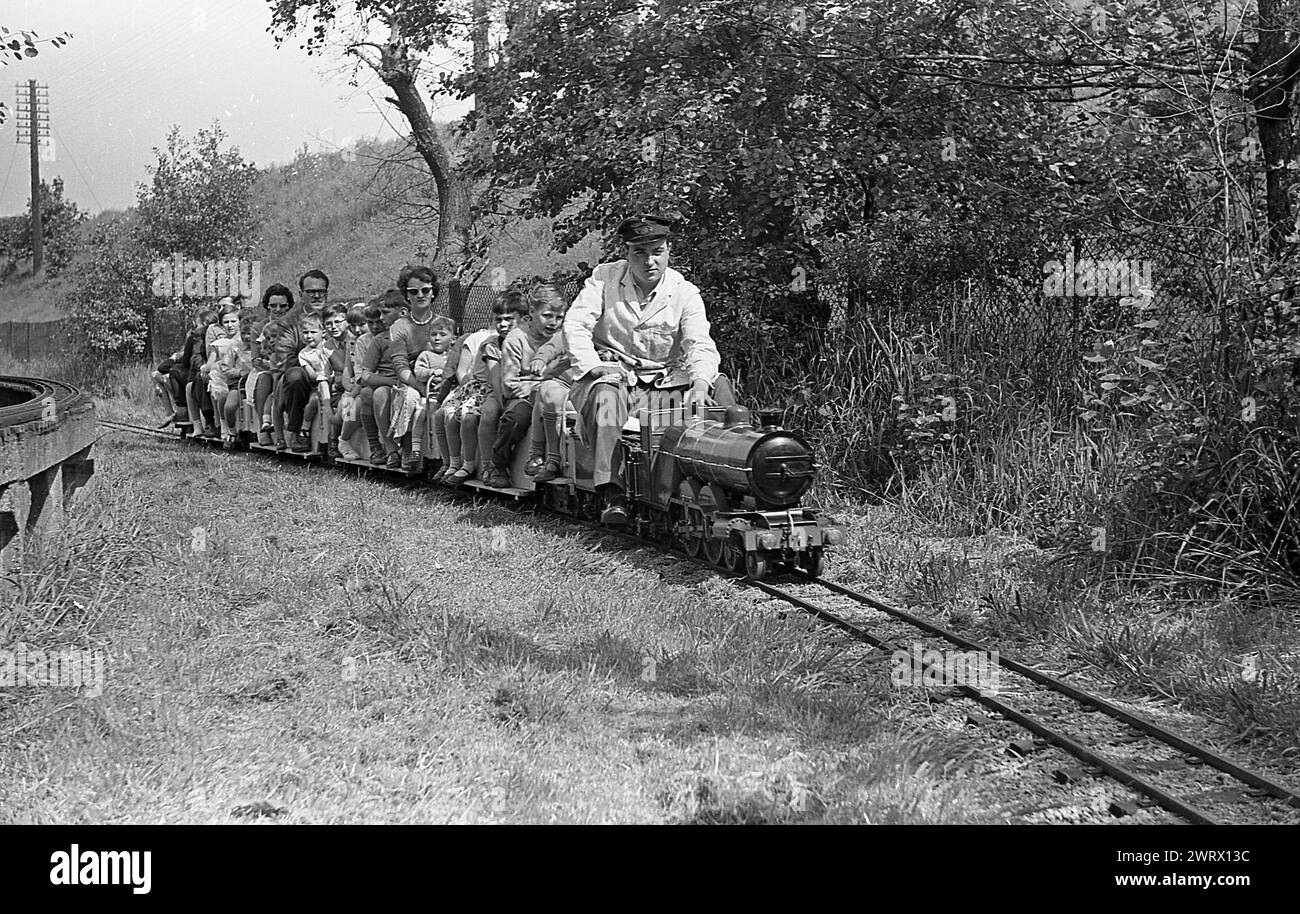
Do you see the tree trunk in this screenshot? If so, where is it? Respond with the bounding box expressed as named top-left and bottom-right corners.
top-left (472, 0), bottom-right (493, 158)
top-left (1250, 0), bottom-right (1300, 256)
top-left (370, 25), bottom-right (471, 274)
top-left (505, 0), bottom-right (537, 36)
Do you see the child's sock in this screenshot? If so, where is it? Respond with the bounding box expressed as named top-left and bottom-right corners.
top-left (543, 408), bottom-right (560, 460)
top-left (527, 400), bottom-right (545, 460)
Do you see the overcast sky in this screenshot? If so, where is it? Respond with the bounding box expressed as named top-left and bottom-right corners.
top-left (0, 0), bottom-right (471, 215)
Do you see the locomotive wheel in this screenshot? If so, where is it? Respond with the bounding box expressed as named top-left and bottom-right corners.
top-left (722, 535), bottom-right (745, 573)
top-left (745, 552), bottom-right (769, 580)
top-left (702, 528), bottom-right (725, 566)
top-left (681, 509), bottom-right (704, 558)
top-left (799, 547), bottom-right (825, 578)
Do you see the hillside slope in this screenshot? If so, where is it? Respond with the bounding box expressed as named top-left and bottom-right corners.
top-left (0, 135), bottom-right (601, 321)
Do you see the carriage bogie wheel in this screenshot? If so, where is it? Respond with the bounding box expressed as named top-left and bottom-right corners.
top-left (800, 547), bottom-right (825, 579)
top-left (745, 551), bottom-right (768, 580)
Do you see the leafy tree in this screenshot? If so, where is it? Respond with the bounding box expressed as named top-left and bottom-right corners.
top-left (268, 0), bottom-right (474, 273)
top-left (465, 1), bottom-right (1103, 329)
top-left (63, 215), bottom-right (153, 357)
top-left (465, 1), bottom-right (1293, 302)
top-left (134, 125), bottom-right (260, 262)
top-left (1, 177), bottom-right (87, 278)
top-left (0, 25), bottom-right (71, 125)
top-left (458, 0), bottom-right (1300, 579)
top-left (67, 126), bottom-right (258, 356)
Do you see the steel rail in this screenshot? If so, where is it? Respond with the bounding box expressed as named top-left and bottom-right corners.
top-left (105, 419), bottom-right (1298, 823)
top-left (746, 578), bottom-right (1219, 824)
top-left (0, 375), bottom-right (84, 425)
top-left (796, 573), bottom-right (1300, 808)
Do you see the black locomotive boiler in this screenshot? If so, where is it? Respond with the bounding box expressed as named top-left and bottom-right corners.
top-left (538, 403), bottom-right (847, 579)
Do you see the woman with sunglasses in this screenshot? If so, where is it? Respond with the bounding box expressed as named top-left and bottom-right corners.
top-left (381, 264), bottom-right (442, 471)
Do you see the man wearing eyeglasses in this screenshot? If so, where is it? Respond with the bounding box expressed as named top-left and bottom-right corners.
top-left (273, 269), bottom-right (333, 451)
top-left (380, 264), bottom-right (441, 470)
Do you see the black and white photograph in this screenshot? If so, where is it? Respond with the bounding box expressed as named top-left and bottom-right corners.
top-left (0, 0), bottom-right (1294, 876)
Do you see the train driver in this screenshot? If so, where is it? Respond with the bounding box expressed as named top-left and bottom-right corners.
top-left (564, 213), bottom-right (735, 525)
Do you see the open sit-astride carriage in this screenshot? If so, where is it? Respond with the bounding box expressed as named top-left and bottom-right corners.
top-left (159, 372), bottom-right (847, 581)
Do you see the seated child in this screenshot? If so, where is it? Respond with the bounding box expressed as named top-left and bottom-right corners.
top-left (432, 321), bottom-right (501, 486)
top-left (250, 284), bottom-right (296, 446)
top-left (292, 314), bottom-right (333, 453)
top-left (307, 302), bottom-right (353, 454)
top-left (525, 329), bottom-right (575, 482)
top-left (474, 291), bottom-right (529, 481)
top-left (483, 284), bottom-right (566, 487)
top-left (432, 294), bottom-right (525, 485)
top-left (199, 304), bottom-right (251, 448)
top-left (163, 307), bottom-right (214, 421)
top-left (409, 315), bottom-right (456, 473)
top-left (333, 302), bottom-right (378, 461)
top-left (359, 290), bottom-right (404, 466)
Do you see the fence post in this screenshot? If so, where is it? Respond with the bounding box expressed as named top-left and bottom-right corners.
top-left (448, 279), bottom-right (465, 333)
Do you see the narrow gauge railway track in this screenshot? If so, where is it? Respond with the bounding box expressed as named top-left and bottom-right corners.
top-left (747, 575), bottom-right (1300, 825)
top-left (102, 418), bottom-right (1300, 825)
top-left (0, 375), bottom-right (88, 425)
top-left (96, 418), bottom-right (189, 440)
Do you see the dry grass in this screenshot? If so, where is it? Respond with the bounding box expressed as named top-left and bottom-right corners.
top-left (6, 343), bottom-right (1293, 820)
top-left (829, 505), bottom-right (1300, 761)
top-left (0, 425), bottom-right (999, 824)
top-left (732, 294), bottom-right (1300, 766)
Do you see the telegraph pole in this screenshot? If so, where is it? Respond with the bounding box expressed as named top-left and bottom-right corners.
top-left (14, 80), bottom-right (49, 278)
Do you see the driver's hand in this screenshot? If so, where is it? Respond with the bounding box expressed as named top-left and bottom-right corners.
top-left (685, 383), bottom-right (715, 414)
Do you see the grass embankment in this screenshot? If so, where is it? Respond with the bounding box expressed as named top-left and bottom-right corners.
top-left (0, 271), bottom-right (69, 322)
top-left (836, 511), bottom-right (1300, 764)
top-left (758, 315), bottom-right (1300, 766)
top-left (5, 354), bottom-right (1294, 823)
top-left (0, 140), bottom-right (603, 325)
top-left (1, 415), bottom-right (993, 823)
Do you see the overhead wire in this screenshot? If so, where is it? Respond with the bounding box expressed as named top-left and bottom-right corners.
top-left (50, 123), bottom-right (104, 212)
top-left (53, 0), bottom-right (248, 113)
top-left (0, 141), bottom-right (17, 208)
top-left (68, 14), bottom-right (251, 114)
top-left (44, 0), bottom-right (243, 99)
